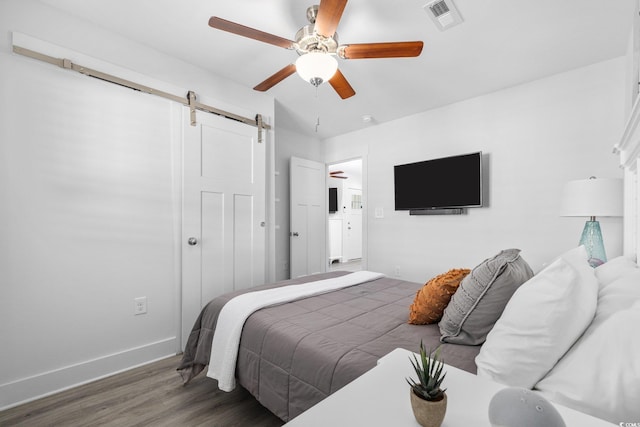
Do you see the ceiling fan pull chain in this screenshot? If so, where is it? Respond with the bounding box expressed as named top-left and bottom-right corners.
top-left (314, 85), bottom-right (321, 133)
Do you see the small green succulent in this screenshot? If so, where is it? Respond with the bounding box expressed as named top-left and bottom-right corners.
top-left (407, 341), bottom-right (447, 401)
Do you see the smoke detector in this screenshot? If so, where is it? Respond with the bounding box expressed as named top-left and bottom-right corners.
top-left (362, 114), bottom-right (374, 124)
top-left (423, 0), bottom-right (463, 31)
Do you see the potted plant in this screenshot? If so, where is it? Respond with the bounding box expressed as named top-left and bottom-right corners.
top-left (407, 342), bottom-right (448, 427)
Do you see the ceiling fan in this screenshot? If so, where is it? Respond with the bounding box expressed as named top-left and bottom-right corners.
top-left (208, 0), bottom-right (424, 100)
top-left (329, 170), bottom-right (348, 179)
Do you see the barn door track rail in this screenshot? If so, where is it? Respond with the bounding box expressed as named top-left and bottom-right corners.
top-left (12, 45), bottom-right (270, 142)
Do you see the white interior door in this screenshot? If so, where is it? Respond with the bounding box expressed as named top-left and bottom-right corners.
top-left (290, 157), bottom-right (326, 278)
top-left (343, 187), bottom-right (363, 261)
top-left (182, 110), bottom-right (265, 345)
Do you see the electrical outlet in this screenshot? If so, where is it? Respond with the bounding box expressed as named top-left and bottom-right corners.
top-left (134, 297), bottom-right (147, 315)
top-left (394, 266), bottom-right (401, 277)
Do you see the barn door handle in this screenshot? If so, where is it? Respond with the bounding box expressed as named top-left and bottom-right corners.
top-left (187, 237), bottom-right (198, 246)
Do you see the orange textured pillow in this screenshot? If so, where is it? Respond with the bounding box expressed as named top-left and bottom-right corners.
top-left (408, 268), bottom-right (471, 325)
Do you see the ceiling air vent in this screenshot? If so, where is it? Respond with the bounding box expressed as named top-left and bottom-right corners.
top-left (424, 0), bottom-right (463, 31)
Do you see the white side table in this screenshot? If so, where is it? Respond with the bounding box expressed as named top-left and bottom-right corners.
top-left (283, 348), bottom-right (615, 426)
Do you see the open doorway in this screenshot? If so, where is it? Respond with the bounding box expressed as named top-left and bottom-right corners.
top-left (327, 159), bottom-right (363, 272)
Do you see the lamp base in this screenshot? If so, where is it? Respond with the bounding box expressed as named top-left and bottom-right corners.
top-left (579, 220), bottom-right (606, 268)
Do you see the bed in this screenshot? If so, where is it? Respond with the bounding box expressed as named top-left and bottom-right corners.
top-left (179, 240), bottom-right (640, 425)
top-left (177, 249), bottom-right (534, 422)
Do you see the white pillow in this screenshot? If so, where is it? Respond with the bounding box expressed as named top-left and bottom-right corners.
top-left (594, 255), bottom-right (638, 290)
top-left (592, 269), bottom-right (640, 328)
top-left (475, 246), bottom-right (598, 389)
top-left (535, 300), bottom-right (640, 423)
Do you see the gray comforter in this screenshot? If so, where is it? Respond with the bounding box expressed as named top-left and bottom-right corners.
top-left (177, 272), bottom-right (481, 422)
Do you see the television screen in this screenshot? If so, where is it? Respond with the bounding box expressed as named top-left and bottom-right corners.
top-left (394, 152), bottom-right (483, 210)
top-left (329, 187), bottom-right (338, 212)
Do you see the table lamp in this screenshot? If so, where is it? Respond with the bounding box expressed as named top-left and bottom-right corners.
top-left (561, 177), bottom-right (623, 267)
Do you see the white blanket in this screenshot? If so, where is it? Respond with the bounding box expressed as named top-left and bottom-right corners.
top-left (206, 270), bottom-right (385, 391)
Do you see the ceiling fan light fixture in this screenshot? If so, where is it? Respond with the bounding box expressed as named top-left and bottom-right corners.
top-left (295, 52), bottom-right (338, 87)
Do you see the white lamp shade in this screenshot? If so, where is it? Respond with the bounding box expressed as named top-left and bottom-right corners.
top-left (560, 177), bottom-right (623, 217)
top-left (295, 52), bottom-right (338, 84)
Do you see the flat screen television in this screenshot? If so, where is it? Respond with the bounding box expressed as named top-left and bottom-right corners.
top-left (329, 187), bottom-right (338, 213)
top-left (394, 152), bottom-right (483, 211)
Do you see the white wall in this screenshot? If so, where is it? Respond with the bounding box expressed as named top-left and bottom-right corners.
top-left (323, 57), bottom-right (626, 282)
top-left (0, 0), bottom-right (274, 409)
top-left (273, 124), bottom-right (323, 280)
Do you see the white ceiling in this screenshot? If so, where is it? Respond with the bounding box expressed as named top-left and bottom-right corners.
top-left (39, 0), bottom-right (635, 139)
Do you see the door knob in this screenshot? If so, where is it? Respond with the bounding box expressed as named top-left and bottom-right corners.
top-left (187, 237), bottom-right (198, 246)
top-left (291, 232), bottom-right (299, 237)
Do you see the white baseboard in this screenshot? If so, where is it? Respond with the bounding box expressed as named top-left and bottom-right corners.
top-left (0, 337), bottom-right (178, 411)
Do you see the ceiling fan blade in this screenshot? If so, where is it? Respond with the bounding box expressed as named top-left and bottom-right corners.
top-left (339, 41), bottom-right (424, 59)
top-left (332, 175), bottom-right (348, 179)
top-left (315, 0), bottom-right (348, 38)
top-left (329, 69), bottom-right (356, 99)
top-left (330, 170), bottom-right (345, 174)
top-left (253, 64), bottom-right (297, 92)
top-left (208, 17), bottom-right (294, 49)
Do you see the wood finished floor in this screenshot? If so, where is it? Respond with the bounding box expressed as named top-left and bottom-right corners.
top-left (0, 355), bottom-right (284, 427)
